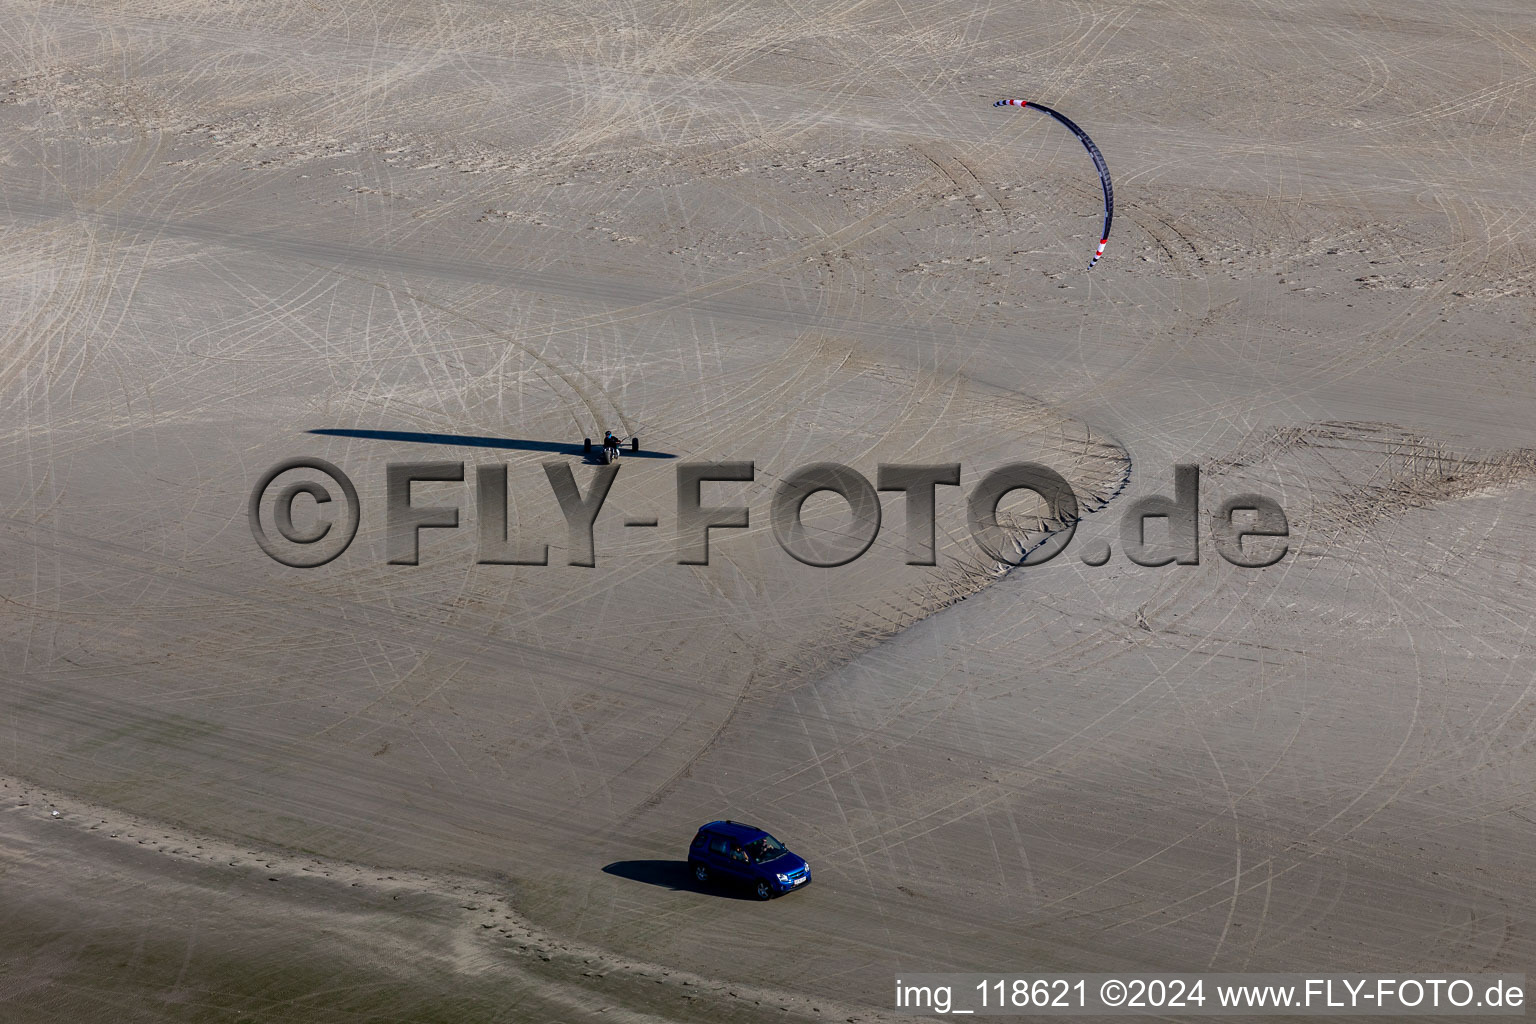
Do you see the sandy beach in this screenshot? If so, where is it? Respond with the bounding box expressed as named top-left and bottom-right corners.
top-left (2, 0), bottom-right (1533, 1019)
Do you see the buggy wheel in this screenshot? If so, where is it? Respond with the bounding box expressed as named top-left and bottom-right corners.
top-left (631, 437), bottom-right (640, 452)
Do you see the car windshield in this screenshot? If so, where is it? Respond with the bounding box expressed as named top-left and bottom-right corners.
top-left (743, 836), bottom-right (786, 863)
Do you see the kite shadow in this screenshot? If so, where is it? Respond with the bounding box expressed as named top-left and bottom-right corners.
top-left (308, 428), bottom-right (676, 460)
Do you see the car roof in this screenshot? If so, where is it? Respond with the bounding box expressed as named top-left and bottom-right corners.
top-left (698, 820), bottom-right (770, 842)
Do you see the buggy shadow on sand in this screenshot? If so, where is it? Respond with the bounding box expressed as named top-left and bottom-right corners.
top-left (307, 428), bottom-right (675, 461)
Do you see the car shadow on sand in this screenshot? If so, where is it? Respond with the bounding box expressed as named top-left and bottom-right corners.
top-left (602, 860), bottom-right (756, 900)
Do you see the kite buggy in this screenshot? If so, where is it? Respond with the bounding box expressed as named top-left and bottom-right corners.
top-left (585, 431), bottom-right (640, 464)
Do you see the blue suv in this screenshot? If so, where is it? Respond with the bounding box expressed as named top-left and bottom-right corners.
top-left (688, 820), bottom-right (810, 900)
